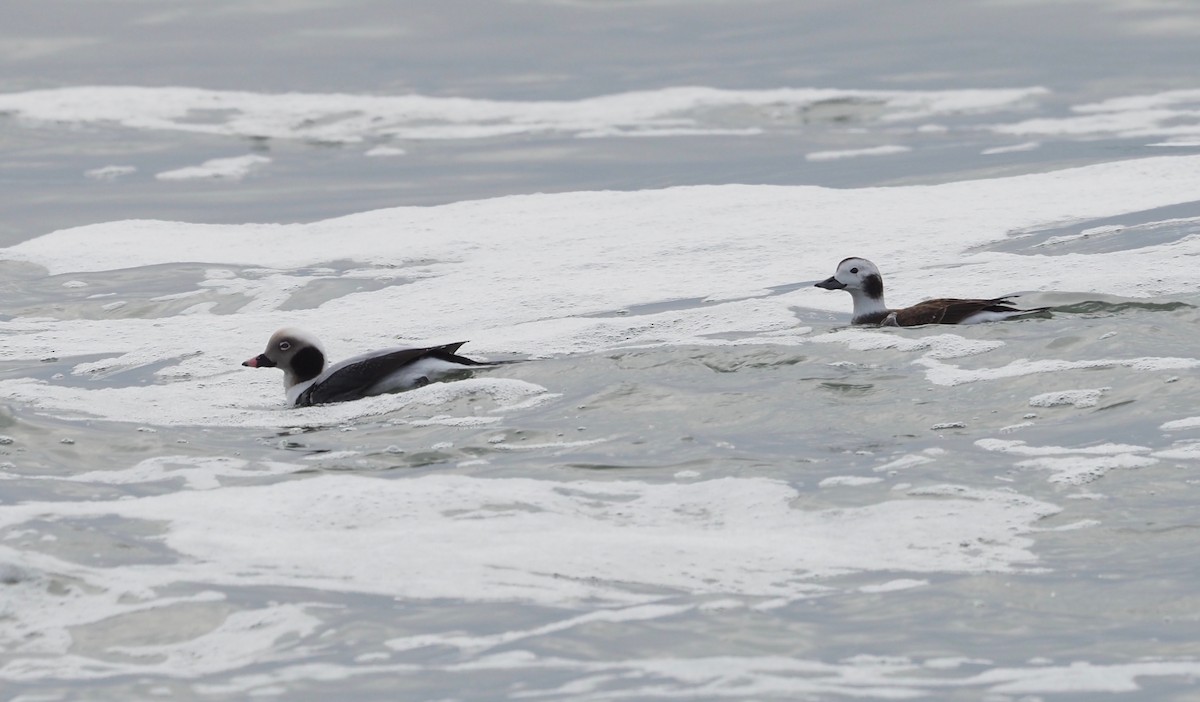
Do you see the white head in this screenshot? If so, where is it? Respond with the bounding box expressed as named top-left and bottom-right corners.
top-left (815, 258), bottom-right (883, 296)
top-left (814, 257), bottom-right (888, 323)
top-left (242, 327), bottom-right (327, 389)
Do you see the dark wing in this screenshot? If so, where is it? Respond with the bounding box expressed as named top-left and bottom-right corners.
top-left (892, 298), bottom-right (1024, 326)
top-left (296, 342), bottom-right (479, 406)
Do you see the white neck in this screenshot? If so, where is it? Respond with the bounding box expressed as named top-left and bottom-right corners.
top-left (848, 290), bottom-right (889, 323)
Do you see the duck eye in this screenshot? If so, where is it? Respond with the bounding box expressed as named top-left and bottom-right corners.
top-left (850, 267), bottom-right (859, 274)
top-left (279, 341), bottom-right (291, 351)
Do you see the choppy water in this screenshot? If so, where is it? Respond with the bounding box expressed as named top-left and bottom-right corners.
top-left (4, 1), bottom-right (1200, 700)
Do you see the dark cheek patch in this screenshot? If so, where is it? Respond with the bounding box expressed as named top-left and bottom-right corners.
top-left (291, 347), bottom-right (325, 382)
top-left (863, 274), bottom-right (884, 299)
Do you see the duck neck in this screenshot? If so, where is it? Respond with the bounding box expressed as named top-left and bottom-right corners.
top-left (849, 287), bottom-right (889, 325)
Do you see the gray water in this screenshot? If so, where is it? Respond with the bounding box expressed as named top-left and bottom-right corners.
top-left (4, 1), bottom-right (1200, 700)
top-left (3, 0), bottom-right (1200, 243)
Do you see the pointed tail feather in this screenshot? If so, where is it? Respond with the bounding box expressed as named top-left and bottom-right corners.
top-left (429, 342), bottom-right (523, 367)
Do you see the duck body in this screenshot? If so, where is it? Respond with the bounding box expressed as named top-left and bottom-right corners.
top-left (815, 257), bottom-right (1047, 327)
top-left (243, 328), bottom-right (486, 407)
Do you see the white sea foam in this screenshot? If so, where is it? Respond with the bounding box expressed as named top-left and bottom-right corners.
top-left (918, 356), bottom-right (1200, 387)
top-left (84, 164), bottom-right (137, 180)
top-left (818, 475), bottom-right (884, 487)
top-left (4, 70), bottom-right (1200, 702)
top-left (53, 455), bottom-right (300, 490)
top-left (2, 156), bottom-right (1200, 425)
top-left (976, 439), bottom-right (1152, 456)
top-left (1034, 224), bottom-right (1124, 248)
top-left (992, 88), bottom-right (1200, 142)
top-left (981, 141), bottom-right (1041, 155)
top-left (1028, 387), bottom-right (1110, 409)
top-left (385, 602), bottom-right (698, 656)
top-left (1161, 416), bottom-right (1200, 431)
top-left (1152, 442), bottom-right (1200, 460)
top-left (174, 652), bottom-right (1200, 698)
top-left (0, 473), bottom-right (1058, 680)
top-left (1016, 454), bottom-right (1158, 485)
top-left (805, 144), bottom-right (911, 161)
top-left (812, 330), bottom-right (1004, 359)
top-left (859, 579), bottom-right (927, 593)
top-left (155, 154), bottom-right (270, 181)
top-left (0, 85), bottom-right (1049, 143)
top-left (873, 454), bottom-right (936, 473)
top-left (977, 438), bottom-right (1158, 485)
top-left (363, 145), bottom-right (406, 157)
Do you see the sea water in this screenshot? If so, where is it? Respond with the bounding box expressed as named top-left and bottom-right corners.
top-left (3, 1), bottom-right (1200, 700)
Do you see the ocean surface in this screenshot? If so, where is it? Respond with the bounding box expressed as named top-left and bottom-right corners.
top-left (4, 1), bottom-right (1200, 700)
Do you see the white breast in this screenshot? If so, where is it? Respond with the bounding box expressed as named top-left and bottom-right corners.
top-left (286, 377), bottom-right (318, 406)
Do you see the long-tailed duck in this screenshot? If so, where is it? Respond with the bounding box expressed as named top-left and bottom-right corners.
top-left (815, 257), bottom-right (1047, 326)
top-left (242, 328), bottom-right (488, 406)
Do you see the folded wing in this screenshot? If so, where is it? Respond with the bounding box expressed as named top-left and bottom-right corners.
top-left (296, 342), bottom-right (481, 406)
top-left (892, 298), bottom-right (1032, 326)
